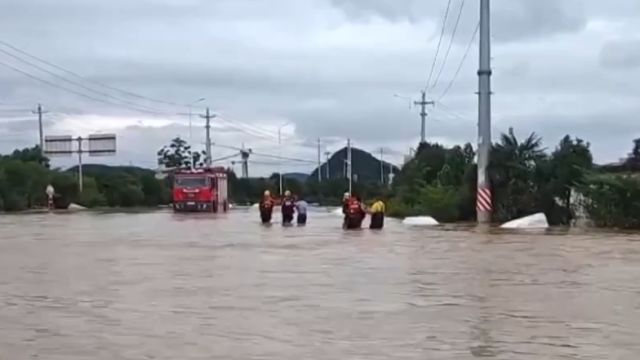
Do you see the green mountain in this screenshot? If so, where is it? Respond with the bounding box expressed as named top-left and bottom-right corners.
top-left (310, 147), bottom-right (399, 183)
top-left (67, 164), bottom-right (155, 178)
top-left (282, 172), bottom-right (309, 182)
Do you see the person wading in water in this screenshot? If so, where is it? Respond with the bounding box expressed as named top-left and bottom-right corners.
top-left (368, 197), bottom-right (386, 230)
top-left (295, 195), bottom-right (308, 225)
top-left (343, 194), bottom-right (366, 230)
top-left (259, 190), bottom-right (275, 224)
top-left (281, 190), bottom-right (296, 226)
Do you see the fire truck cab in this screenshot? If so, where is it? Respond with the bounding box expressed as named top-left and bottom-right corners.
top-left (172, 167), bottom-right (229, 213)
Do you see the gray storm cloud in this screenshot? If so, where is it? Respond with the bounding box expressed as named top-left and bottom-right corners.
top-left (0, 0), bottom-right (639, 172)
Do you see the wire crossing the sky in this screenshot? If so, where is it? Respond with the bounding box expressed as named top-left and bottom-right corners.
top-left (436, 22), bottom-right (479, 103)
top-left (425, 0), bottom-right (453, 91)
top-left (429, 0), bottom-right (467, 92)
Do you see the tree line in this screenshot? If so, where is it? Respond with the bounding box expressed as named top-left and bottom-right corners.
top-left (3, 132), bottom-right (640, 229)
top-left (0, 146), bottom-right (171, 211)
top-left (389, 130), bottom-right (640, 229)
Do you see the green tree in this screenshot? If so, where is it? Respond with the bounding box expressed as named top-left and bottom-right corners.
top-left (3, 145), bottom-right (50, 168)
top-left (489, 128), bottom-right (547, 222)
top-left (547, 136), bottom-right (593, 223)
top-left (157, 137), bottom-right (205, 169)
top-left (0, 159), bottom-right (50, 210)
top-left (50, 171), bottom-right (78, 209)
top-left (580, 174), bottom-right (640, 229)
top-left (75, 177), bottom-right (107, 208)
top-left (140, 174), bottom-right (169, 206)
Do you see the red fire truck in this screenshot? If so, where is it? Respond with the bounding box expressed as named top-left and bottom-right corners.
top-left (172, 167), bottom-right (229, 213)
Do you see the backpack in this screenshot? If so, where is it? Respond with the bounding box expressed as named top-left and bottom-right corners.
top-left (347, 199), bottom-right (362, 217)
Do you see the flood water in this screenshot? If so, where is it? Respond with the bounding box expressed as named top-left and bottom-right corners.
top-left (1, 208), bottom-right (640, 359)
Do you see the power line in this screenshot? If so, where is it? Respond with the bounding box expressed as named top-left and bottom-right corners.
top-left (0, 60), bottom-right (175, 116)
top-left (215, 117), bottom-right (279, 141)
top-left (248, 160), bottom-right (313, 167)
top-left (430, 0), bottom-right (466, 92)
top-left (251, 152), bottom-right (316, 163)
top-left (0, 47), bottom-right (167, 113)
top-left (426, 0), bottom-right (453, 90)
top-left (215, 113), bottom-right (280, 139)
top-left (0, 39), bottom-right (186, 108)
top-left (210, 153), bottom-right (240, 163)
top-left (0, 117), bottom-right (36, 122)
top-left (212, 143), bottom-right (244, 152)
top-left (437, 22), bottom-right (479, 102)
top-left (435, 101), bottom-right (472, 122)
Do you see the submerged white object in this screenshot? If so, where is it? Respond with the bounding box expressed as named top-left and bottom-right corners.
top-left (332, 207), bottom-right (343, 216)
top-left (500, 213), bottom-right (549, 229)
top-left (68, 203), bottom-right (87, 210)
top-left (402, 216), bottom-right (439, 226)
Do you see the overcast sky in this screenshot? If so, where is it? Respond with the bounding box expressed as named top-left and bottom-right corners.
top-left (0, 0), bottom-right (639, 175)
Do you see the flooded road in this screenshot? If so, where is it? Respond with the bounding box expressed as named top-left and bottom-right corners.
top-left (1, 208), bottom-right (640, 359)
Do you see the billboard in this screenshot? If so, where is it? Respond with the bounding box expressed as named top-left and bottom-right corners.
top-left (88, 134), bottom-right (116, 156)
top-left (44, 135), bottom-right (73, 156)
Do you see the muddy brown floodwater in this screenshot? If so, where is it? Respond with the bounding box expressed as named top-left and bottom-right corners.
top-left (1, 208), bottom-right (640, 359)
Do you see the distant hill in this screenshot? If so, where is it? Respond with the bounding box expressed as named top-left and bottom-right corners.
top-left (283, 172), bottom-right (309, 182)
top-left (67, 164), bottom-right (155, 178)
top-left (310, 147), bottom-right (399, 183)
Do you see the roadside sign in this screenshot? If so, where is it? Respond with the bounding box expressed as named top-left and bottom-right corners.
top-left (44, 135), bottom-right (73, 156)
top-left (88, 133), bottom-right (116, 156)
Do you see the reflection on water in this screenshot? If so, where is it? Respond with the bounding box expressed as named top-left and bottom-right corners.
top-left (1, 209), bottom-right (640, 359)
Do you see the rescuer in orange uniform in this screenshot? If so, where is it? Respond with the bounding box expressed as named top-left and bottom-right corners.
top-left (259, 190), bottom-right (275, 224)
top-left (281, 190), bottom-right (296, 225)
top-left (343, 194), bottom-right (366, 229)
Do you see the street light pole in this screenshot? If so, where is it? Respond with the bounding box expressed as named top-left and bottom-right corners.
top-left (187, 97), bottom-right (205, 168)
top-left (278, 122), bottom-right (292, 196)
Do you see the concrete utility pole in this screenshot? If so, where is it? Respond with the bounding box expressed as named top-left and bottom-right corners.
top-left (379, 148), bottom-right (384, 184)
top-left (202, 107), bottom-right (214, 167)
top-left (324, 151), bottom-right (331, 179)
top-left (317, 137), bottom-right (322, 182)
top-left (477, 0), bottom-right (493, 224)
top-left (32, 104), bottom-right (48, 156)
top-left (240, 143), bottom-right (250, 178)
top-left (414, 91), bottom-right (435, 144)
top-left (77, 137), bottom-right (84, 193)
top-left (347, 138), bottom-right (352, 195)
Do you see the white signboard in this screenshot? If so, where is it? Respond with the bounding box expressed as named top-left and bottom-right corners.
top-left (44, 135), bottom-right (73, 156)
top-left (88, 134), bottom-right (116, 156)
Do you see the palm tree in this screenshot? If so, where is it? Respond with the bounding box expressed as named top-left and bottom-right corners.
top-left (489, 128), bottom-right (547, 221)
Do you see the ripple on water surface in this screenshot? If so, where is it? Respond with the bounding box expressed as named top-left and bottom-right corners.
top-left (0, 210), bottom-right (639, 359)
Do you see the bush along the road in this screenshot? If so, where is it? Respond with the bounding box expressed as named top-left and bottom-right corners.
top-left (5, 133), bottom-right (640, 230)
top-left (578, 174), bottom-right (640, 229)
top-left (389, 130), bottom-right (604, 226)
top-left (0, 146), bottom-right (171, 211)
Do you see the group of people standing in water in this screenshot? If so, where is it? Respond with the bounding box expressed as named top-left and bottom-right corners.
top-left (258, 190), bottom-right (385, 230)
top-left (258, 190), bottom-right (307, 226)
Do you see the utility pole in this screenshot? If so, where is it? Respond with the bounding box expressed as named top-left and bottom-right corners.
top-left (77, 137), bottom-right (83, 193)
top-left (317, 138), bottom-right (322, 182)
top-left (477, 0), bottom-right (493, 224)
top-left (278, 129), bottom-right (283, 196)
top-left (324, 151), bottom-right (331, 180)
top-left (202, 107), bottom-right (214, 167)
top-left (32, 104), bottom-right (48, 156)
top-left (240, 143), bottom-right (250, 178)
top-left (379, 148), bottom-right (384, 184)
top-left (347, 138), bottom-right (352, 195)
top-left (414, 91), bottom-right (435, 144)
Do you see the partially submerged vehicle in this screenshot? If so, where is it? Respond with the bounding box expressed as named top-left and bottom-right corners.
top-left (172, 167), bottom-right (229, 213)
